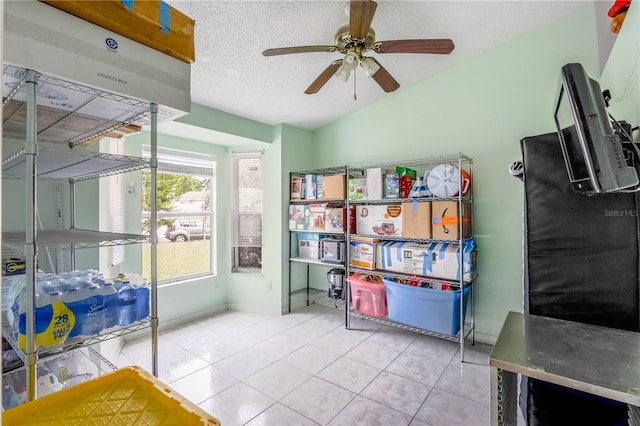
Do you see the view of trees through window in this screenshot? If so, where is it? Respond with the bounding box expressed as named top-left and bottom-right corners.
top-left (142, 170), bottom-right (214, 282)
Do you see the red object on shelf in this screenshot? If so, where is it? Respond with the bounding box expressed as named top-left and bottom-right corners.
top-left (608, 0), bottom-right (631, 17)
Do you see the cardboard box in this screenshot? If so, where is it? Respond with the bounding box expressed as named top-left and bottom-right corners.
top-left (356, 205), bottom-right (403, 237)
top-left (298, 233), bottom-right (321, 259)
top-left (348, 178), bottom-right (367, 201)
top-left (40, 0), bottom-right (196, 63)
top-left (384, 173), bottom-right (400, 199)
top-left (324, 205), bottom-right (356, 233)
top-left (309, 204), bottom-right (327, 231)
top-left (320, 238), bottom-right (345, 264)
top-left (350, 237), bottom-right (378, 270)
top-left (290, 177), bottom-right (304, 200)
top-left (402, 201), bottom-right (432, 239)
top-left (366, 168), bottom-right (383, 200)
top-left (321, 174), bottom-right (346, 200)
top-left (289, 204), bottom-right (308, 230)
top-left (305, 174), bottom-right (317, 199)
top-left (377, 240), bottom-right (477, 281)
top-left (403, 200), bottom-right (430, 234)
top-left (396, 167), bottom-right (417, 198)
top-left (431, 201), bottom-right (471, 240)
top-left (316, 175), bottom-right (324, 199)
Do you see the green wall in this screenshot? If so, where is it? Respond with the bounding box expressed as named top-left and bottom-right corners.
top-left (310, 4), bottom-right (599, 339)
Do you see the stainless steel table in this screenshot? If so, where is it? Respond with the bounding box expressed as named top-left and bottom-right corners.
top-left (489, 311), bottom-right (640, 426)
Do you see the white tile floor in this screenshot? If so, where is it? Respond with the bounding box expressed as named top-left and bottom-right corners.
top-left (114, 304), bottom-right (494, 426)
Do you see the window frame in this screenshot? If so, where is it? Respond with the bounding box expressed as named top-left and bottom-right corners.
top-left (142, 145), bottom-right (217, 285)
top-left (230, 153), bottom-right (263, 273)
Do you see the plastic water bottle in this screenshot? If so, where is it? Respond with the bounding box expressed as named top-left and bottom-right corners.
top-left (93, 277), bottom-right (118, 330)
top-left (13, 284), bottom-right (72, 350)
top-left (77, 281), bottom-right (105, 337)
top-left (135, 281), bottom-right (150, 321)
top-left (63, 282), bottom-right (88, 340)
top-left (117, 283), bottom-right (138, 326)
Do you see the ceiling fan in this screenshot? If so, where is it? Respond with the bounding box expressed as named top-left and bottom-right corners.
top-left (262, 0), bottom-right (455, 95)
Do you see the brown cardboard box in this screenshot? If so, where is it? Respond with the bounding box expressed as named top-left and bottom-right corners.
top-left (40, 0), bottom-right (195, 63)
top-left (321, 174), bottom-right (346, 200)
top-left (431, 201), bottom-right (471, 240)
top-left (402, 201), bottom-right (431, 239)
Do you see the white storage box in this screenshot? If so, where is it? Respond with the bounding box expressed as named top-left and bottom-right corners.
top-left (298, 232), bottom-right (321, 259)
top-left (356, 205), bottom-right (403, 237)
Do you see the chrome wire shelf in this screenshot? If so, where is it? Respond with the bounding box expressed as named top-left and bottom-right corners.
top-left (290, 257), bottom-right (345, 267)
top-left (291, 166), bottom-right (347, 176)
top-left (349, 234), bottom-right (475, 244)
top-left (3, 144), bottom-right (149, 182)
top-left (290, 288), bottom-right (346, 310)
top-left (2, 319), bottom-right (151, 363)
top-left (2, 64), bottom-right (150, 147)
top-left (2, 229), bottom-right (148, 250)
top-left (347, 267), bottom-right (475, 287)
top-left (290, 229), bottom-right (345, 235)
top-left (348, 310), bottom-right (474, 342)
top-left (347, 153), bottom-right (473, 172)
top-left (345, 195), bottom-right (473, 204)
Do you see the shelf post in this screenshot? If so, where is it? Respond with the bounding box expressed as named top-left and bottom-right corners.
top-left (150, 103), bottom-right (159, 377)
top-left (24, 69), bottom-right (39, 401)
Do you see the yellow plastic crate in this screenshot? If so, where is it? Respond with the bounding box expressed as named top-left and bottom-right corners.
top-left (2, 366), bottom-right (220, 425)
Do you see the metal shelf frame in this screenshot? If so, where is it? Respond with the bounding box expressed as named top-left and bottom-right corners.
top-left (2, 67), bottom-right (160, 402)
top-left (287, 166), bottom-right (349, 315)
top-left (345, 153), bottom-right (475, 362)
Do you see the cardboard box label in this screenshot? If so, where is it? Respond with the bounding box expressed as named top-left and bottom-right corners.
top-left (309, 203), bottom-right (327, 231)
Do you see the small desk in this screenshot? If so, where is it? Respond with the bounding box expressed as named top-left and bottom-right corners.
top-left (489, 311), bottom-right (640, 426)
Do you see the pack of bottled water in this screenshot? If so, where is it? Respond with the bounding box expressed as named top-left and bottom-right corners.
top-left (6, 269), bottom-right (151, 350)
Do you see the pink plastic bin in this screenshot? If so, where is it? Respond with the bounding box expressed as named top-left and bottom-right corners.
top-left (347, 273), bottom-right (388, 318)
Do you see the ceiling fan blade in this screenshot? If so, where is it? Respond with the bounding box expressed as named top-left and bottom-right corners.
top-left (305, 60), bottom-right (342, 95)
top-left (263, 45), bottom-right (338, 56)
top-left (350, 0), bottom-right (377, 40)
top-left (369, 58), bottom-right (399, 93)
top-left (374, 39), bottom-right (455, 54)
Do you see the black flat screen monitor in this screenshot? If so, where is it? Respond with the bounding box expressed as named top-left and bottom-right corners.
top-left (553, 63), bottom-right (638, 195)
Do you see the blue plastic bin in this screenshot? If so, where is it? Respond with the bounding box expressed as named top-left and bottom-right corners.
top-left (383, 278), bottom-right (471, 336)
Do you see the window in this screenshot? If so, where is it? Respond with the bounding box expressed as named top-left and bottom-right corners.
top-left (230, 154), bottom-right (262, 272)
top-left (142, 146), bottom-right (216, 283)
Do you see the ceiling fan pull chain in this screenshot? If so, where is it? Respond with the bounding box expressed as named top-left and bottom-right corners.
top-left (354, 69), bottom-right (357, 101)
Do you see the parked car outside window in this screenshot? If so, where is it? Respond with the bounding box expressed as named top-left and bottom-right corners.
top-left (164, 218), bottom-right (211, 242)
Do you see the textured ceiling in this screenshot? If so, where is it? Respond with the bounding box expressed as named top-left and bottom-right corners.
top-left (166, 0), bottom-right (588, 131)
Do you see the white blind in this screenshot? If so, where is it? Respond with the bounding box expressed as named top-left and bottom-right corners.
top-left (231, 154), bottom-right (262, 248)
top-left (142, 145), bottom-right (215, 177)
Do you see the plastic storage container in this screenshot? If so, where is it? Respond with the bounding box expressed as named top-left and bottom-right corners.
top-left (383, 277), bottom-right (471, 336)
top-left (2, 366), bottom-right (221, 425)
top-left (347, 273), bottom-right (387, 318)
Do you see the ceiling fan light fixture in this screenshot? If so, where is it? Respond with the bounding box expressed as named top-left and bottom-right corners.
top-left (360, 57), bottom-right (380, 77)
top-left (335, 52), bottom-right (358, 82)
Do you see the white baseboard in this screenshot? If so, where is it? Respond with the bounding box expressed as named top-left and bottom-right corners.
top-left (472, 331), bottom-right (497, 346)
top-left (122, 305), bottom-right (229, 342)
top-left (226, 304), bottom-right (282, 316)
